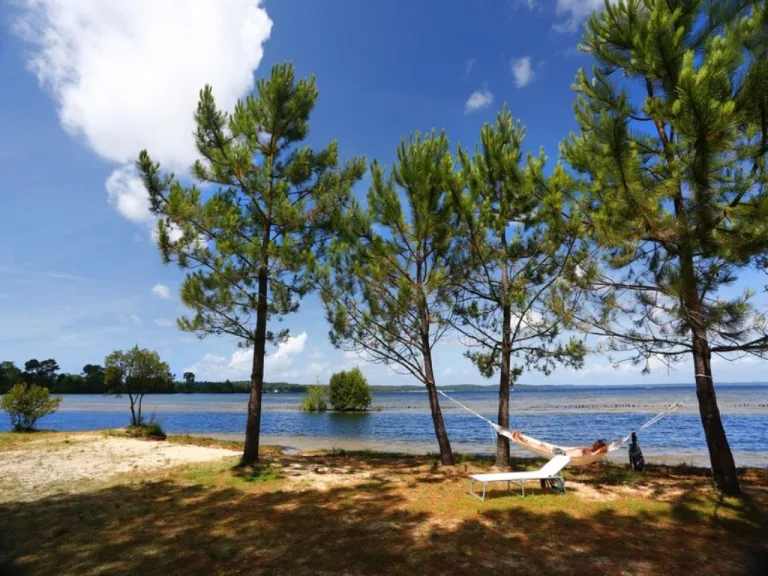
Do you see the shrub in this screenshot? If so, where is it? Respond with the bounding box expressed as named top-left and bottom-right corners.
top-left (0, 383), bottom-right (62, 431)
top-left (329, 368), bottom-right (371, 411)
top-left (126, 412), bottom-right (166, 439)
top-left (126, 423), bottom-right (166, 439)
top-left (300, 385), bottom-right (328, 412)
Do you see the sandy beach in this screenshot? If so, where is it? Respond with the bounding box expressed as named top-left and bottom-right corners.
top-left (0, 432), bottom-right (240, 502)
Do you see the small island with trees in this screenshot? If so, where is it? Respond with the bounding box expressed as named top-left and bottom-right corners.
top-left (301, 368), bottom-right (373, 412)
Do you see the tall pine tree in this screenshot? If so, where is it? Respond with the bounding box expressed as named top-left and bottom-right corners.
top-left (452, 107), bottom-right (586, 468)
top-left (138, 63), bottom-right (365, 464)
top-left (319, 132), bottom-right (460, 465)
top-left (561, 0), bottom-right (768, 494)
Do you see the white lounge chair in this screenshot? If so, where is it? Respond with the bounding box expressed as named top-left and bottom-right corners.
top-left (469, 455), bottom-right (571, 501)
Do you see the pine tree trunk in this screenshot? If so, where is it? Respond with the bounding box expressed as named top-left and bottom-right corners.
top-left (691, 331), bottom-right (740, 494)
top-left (680, 249), bottom-right (740, 494)
top-left (425, 382), bottom-right (454, 465)
top-left (420, 333), bottom-right (454, 465)
top-left (415, 246), bottom-right (454, 465)
top-left (496, 303), bottom-right (512, 469)
top-left (242, 267), bottom-right (268, 465)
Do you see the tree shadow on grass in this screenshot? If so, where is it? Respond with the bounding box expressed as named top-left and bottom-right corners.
top-left (0, 468), bottom-right (766, 575)
top-left (0, 478), bottom-right (426, 576)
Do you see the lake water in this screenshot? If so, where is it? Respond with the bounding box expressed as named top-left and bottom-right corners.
top-left (4, 384), bottom-right (768, 466)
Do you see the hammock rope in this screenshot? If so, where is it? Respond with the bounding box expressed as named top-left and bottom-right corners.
top-left (438, 389), bottom-right (688, 465)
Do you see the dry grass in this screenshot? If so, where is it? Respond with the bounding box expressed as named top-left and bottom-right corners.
top-left (0, 431), bottom-right (766, 575)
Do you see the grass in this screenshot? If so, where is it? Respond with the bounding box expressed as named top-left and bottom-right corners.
top-left (0, 430), bottom-right (52, 449)
top-left (0, 431), bottom-right (766, 575)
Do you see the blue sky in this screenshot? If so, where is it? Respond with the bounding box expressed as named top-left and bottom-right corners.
top-left (1, 0), bottom-right (765, 386)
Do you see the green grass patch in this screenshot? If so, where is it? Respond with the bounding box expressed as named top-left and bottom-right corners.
top-left (230, 464), bottom-right (284, 486)
top-left (183, 467), bottom-right (217, 486)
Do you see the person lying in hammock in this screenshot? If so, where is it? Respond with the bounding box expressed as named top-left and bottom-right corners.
top-left (590, 439), bottom-right (607, 452)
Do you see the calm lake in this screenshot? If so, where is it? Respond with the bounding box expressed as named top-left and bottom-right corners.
top-left (5, 384), bottom-right (768, 466)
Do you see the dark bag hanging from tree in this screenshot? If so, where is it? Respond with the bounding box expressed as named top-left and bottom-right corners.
top-left (628, 432), bottom-right (644, 472)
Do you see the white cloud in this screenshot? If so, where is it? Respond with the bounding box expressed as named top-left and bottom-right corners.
top-left (154, 318), bottom-right (175, 328)
top-left (151, 283), bottom-right (172, 300)
top-left (105, 165), bottom-right (153, 223)
top-left (265, 332), bottom-right (308, 372)
top-left (465, 85), bottom-right (493, 114)
top-left (510, 57), bottom-right (535, 88)
top-left (186, 331), bottom-right (308, 381)
top-left (15, 0), bottom-right (272, 223)
top-left (554, 0), bottom-right (608, 33)
top-left (185, 353), bottom-right (232, 381)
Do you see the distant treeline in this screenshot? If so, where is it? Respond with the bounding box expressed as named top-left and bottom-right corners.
top-left (184, 380), bottom-right (307, 394)
top-left (0, 359), bottom-right (311, 394)
top-left (0, 359), bottom-right (175, 395)
top-left (0, 358), bottom-right (510, 395)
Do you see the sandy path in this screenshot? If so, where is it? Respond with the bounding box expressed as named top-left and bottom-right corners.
top-left (0, 433), bottom-right (240, 502)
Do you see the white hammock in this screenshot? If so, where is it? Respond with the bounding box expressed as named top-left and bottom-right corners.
top-left (439, 390), bottom-right (684, 467)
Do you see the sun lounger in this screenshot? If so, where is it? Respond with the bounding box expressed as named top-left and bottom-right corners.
top-left (469, 455), bottom-right (571, 500)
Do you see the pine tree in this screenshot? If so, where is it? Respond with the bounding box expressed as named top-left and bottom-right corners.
top-left (452, 108), bottom-right (586, 468)
top-left (319, 132), bottom-right (461, 465)
top-left (560, 0), bottom-right (768, 494)
top-left (138, 63), bottom-right (365, 464)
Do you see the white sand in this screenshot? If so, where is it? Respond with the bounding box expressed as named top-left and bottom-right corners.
top-left (0, 433), bottom-right (240, 501)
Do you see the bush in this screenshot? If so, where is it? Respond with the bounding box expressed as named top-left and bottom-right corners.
top-left (300, 386), bottom-right (328, 412)
top-left (126, 412), bottom-right (166, 439)
top-left (0, 383), bottom-right (62, 431)
top-left (126, 424), bottom-right (166, 439)
top-left (329, 368), bottom-right (371, 411)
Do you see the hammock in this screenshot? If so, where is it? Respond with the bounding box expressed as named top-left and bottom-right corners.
top-left (438, 390), bottom-right (684, 467)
